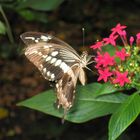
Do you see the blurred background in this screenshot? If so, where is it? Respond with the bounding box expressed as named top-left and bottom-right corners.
top-left (0, 0), bottom-right (140, 139)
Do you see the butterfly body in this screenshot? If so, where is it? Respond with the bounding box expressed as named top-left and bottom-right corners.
top-left (20, 32), bottom-right (91, 116)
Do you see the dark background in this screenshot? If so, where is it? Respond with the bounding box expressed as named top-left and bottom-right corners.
top-left (0, 0), bottom-right (140, 139)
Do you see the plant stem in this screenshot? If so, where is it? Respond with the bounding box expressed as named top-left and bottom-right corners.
top-left (0, 5), bottom-right (14, 44)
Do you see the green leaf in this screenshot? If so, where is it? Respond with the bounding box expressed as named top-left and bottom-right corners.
top-left (109, 92), bottom-right (140, 140)
top-left (17, 0), bottom-right (65, 11)
top-left (92, 82), bottom-right (119, 96)
top-left (18, 9), bottom-right (36, 21)
top-left (95, 93), bottom-right (127, 103)
top-left (0, 21), bottom-right (6, 34)
top-left (18, 9), bottom-right (48, 23)
top-left (102, 45), bottom-right (116, 56)
top-left (102, 45), bottom-right (122, 55)
top-left (18, 83), bottom-right (128, 123)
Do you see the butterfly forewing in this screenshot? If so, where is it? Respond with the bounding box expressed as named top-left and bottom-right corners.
top-left (21, 32), bottom-right (81, 80)
top-left (20, 32), bottom-right (79, 55)
top-left (20, 32), bottom-right (88, 117)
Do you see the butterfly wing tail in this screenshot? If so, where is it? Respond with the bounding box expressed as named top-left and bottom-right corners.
top-left (56, 68), bottom-right (78, 120)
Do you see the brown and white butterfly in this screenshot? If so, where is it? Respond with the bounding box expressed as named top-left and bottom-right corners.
top-left (20, 32), bottom-right (92, 117)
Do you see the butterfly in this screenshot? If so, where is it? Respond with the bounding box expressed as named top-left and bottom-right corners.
top-left (20, 32), bottom-right (92, 119)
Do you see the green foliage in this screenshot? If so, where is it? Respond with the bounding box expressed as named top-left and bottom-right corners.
top-left (18, 9), bottom-right (48, 23)
top-left (102, 45), bottom-right (116, 56)
top-left (16, 0), bottom-right (65, 11)
top-left (0, 5), bottom-right (14, 44)
top-left (18, 83), bottom-right (128, 123)
top-left (0, 20), bottom-right (6, 34)
top-left (109, 92), bottom-right (140, 140)
top-left (1, 0), bottom-right (65, 23)
top-left (18, 82), bottom-right (140, 139)
top-left (15, 0), bottom-right (64, 22)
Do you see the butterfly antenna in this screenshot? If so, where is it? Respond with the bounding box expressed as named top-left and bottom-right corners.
top-left (82, 28), bottom-right (85, 47)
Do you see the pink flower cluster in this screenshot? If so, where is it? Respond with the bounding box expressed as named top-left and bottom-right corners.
top-left (90, 23), bottom-right (140, 87)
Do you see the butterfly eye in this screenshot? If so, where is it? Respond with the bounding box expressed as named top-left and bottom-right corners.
top-left (68, 77), bottom-right (72, 82)
top-left (67, 77), bottom-right (72, 85)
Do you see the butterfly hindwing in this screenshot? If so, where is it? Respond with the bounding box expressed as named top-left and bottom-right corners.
top-left (56, 73), bottom-right (76, 110)
top-left (56, 65), bottom-right (86, 111)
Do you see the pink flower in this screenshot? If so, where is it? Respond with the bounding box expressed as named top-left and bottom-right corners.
top-left (136, 33), bottom-right (140, 39)
top-left (98, 68), bottom-right (112, 82)
top-left (103, 34), bottom-right (118, 46)
top-left (95, 52), bottom-right (103, 68)
top-left (90, 41), bottom-right (103, 50)
top-left (102, 52), bottom-right (115, 67)
top-left (115, 48), bottom-right (129, 61)
top-left (111, 23), bottom-right (127, 35)
top-left (113, 71), bottom-right (130, 86)
top-left (129, 36), bottom-right (134, 46)
top-left (95, 52), bottom-right (115, 68)
top-left (136, 33), bottom-right (140, 46)
top-left (119, 30), bottom-right (128, 46)
top-left (120, 30), bottom-right (127, 37)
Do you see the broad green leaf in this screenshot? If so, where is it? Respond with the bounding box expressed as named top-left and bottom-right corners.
top-left (18, 83), bottom-right (128, 123)
top-left (0, 21), bottom-right (6, 34)
top-left (17, 0), bottom-right (65, 11)
top-left (109, 92), bottom-right (140, 140)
